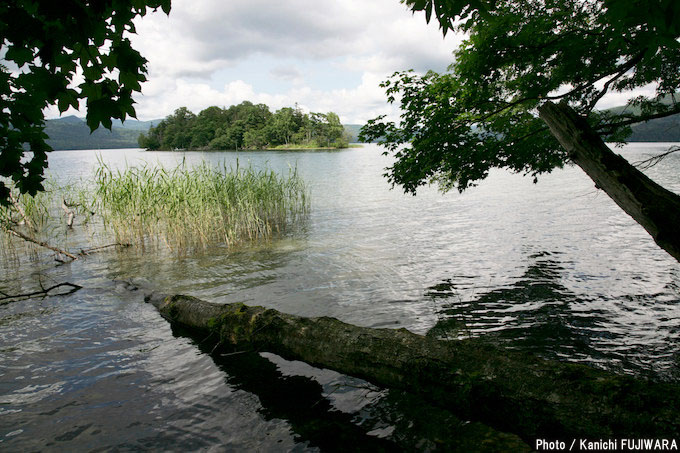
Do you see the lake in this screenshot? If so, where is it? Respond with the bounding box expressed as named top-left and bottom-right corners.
top-left (1, 143), bottom-right (679, 450)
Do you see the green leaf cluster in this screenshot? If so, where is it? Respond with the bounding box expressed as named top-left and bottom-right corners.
top-left (364, 0), bottom-right (680, 194)
top-left (0, 0), bottom-right (170, 205)
top-left (139, 102), bottom-right (349, 151)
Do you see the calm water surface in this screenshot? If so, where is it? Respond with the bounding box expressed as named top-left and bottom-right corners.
top-left (1, 143), bottom-right (679, 450)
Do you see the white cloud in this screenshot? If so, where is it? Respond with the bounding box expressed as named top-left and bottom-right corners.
top-left (121, 0), bottom-right (460, 121)
top-left (270, 66), bottom-right (305, 85)
top-left (133, 73), bottom-right (397, 124)
top-left (32, 0), bottom-right (668, 126)
top-left (42, 0), bottom-right (462, 122)
top-left (594, 84), bottom-right (659, 111)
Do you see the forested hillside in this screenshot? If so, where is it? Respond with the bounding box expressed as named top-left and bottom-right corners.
top-left (342, 124), bottom-right (363, 142)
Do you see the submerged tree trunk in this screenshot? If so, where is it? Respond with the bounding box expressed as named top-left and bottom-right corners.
top-left (146, 293), bottom-right (680, 443)
top-left (538, 101), bottom-right (680, 262)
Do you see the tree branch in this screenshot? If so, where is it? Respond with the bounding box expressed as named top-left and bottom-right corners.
top-left (477, 50), bottom-right (647, 124)
top-left (584, 50), bottom-right (646, 114)
top-left (595, 104), bottom-right (680, 133)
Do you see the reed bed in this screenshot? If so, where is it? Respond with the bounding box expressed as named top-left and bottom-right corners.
top-left (1, 161), bottom-right (308, 260)
top-left (93, 161), bottom-right (309, 250)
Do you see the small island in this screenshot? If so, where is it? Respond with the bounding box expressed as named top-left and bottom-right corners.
top-left (138, 102), bottom-right (355, 151)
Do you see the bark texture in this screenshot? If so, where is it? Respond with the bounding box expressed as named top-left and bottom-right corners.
top-left (146, 293), bottom-right (680, 443)
top-left (539, 101), bottom-right (680, 262)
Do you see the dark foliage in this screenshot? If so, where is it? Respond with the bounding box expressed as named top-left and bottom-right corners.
top-left (0, 0), bottom-right (170, 205)
top-left (360, 0), bottom-right (680, 194)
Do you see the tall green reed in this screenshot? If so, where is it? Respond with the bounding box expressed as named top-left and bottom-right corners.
top-left (2, 160), bottom-right (308, 259)
top-left (93, 160), bottom-right (309, 250)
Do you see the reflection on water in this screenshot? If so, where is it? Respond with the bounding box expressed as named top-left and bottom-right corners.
top-left (1, 144), bottom-right (679, 449)
top-left (189, 332), bottom-right (397, 452)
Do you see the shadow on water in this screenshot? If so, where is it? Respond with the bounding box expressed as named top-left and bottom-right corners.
top-left (426, 251), bottom-right (679, 379)
top-left (170, 324), bottom-right (530, 452)
top-left (427, 252), bottom-right (598, 351)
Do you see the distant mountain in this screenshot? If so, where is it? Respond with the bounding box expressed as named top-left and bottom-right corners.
top-left (44, 116), bottom-right (161, 150)
top-left (110, 118), bottom-right (161, 131)
top-left (343, 124), bottom-right (363, 142)
top-left (44, 101), bottom-right (677, 151)
top-left (627, 113), bottom-right (680, 142)
top-left (604, 94), bottom-right (680, 142)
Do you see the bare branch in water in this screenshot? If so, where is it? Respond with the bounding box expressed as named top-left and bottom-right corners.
top-left (0, 282), bottom-right (83, 304)
top-left (61, 198), bottom-right (75, 229)
top-left (2, 225), bottom-right (79, 261)
top-left (79, 243), bottom-right (131, 255)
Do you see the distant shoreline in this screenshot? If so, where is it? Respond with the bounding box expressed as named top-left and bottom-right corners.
top-left (139, 144), bottom-right (365, 152)
top-left (266, 144), bottom-right (363, 150)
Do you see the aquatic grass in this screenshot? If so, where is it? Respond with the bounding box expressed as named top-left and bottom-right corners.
top-left (93, 161), bottom-right (309, 250)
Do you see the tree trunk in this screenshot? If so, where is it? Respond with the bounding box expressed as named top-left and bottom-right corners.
top-left (538, 101), bottom-right (680, 262)
top-left (146, 293), bottom-right (680, 443)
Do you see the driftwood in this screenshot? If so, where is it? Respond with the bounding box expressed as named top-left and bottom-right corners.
top-left (146, 294), bottom-right (680, 443)
top-left (4, 226), bottom-right (79, 260)
top-left (538, 101), bottom-right (680, 262)
top-left (3, 220), bottom-right (130, 262)
top-left (61, 199), bottom-right (75, 229)
top-left (79, 242), bottom-right (131, 255)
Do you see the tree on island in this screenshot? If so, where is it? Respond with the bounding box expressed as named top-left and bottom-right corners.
top-left (138, 102), bottom-right (350, 150)
top-left (361, 0), bottom-right (680, 261)
top-left (0, 0), bottom-right (170, 206)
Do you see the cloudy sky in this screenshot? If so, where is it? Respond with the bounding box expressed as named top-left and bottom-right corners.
top-left (42, 0), bottom-right (651, 125)
top-left (49, 0), bottom-right (462, 124)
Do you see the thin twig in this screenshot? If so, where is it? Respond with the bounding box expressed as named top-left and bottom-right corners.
top-left (633, 146), bottom-right (680, 170)
top-left (220, 350), bottom-right (249, 357)
top-left (78, 242), bottom-right (131, 255)
top-left (210, 341), bottom-right (223, 354)
top-left (0, 282), bottom-right (83, 304)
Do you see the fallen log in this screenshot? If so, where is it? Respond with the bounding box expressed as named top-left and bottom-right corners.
top-left (145, 293), bottom-right (680, 443)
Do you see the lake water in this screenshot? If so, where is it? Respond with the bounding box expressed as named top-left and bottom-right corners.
top-left (1, 143), bottom-right (679, 450)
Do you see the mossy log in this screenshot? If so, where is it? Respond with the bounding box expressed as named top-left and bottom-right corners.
top-left (146, 293), bottom-right (680, 442)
